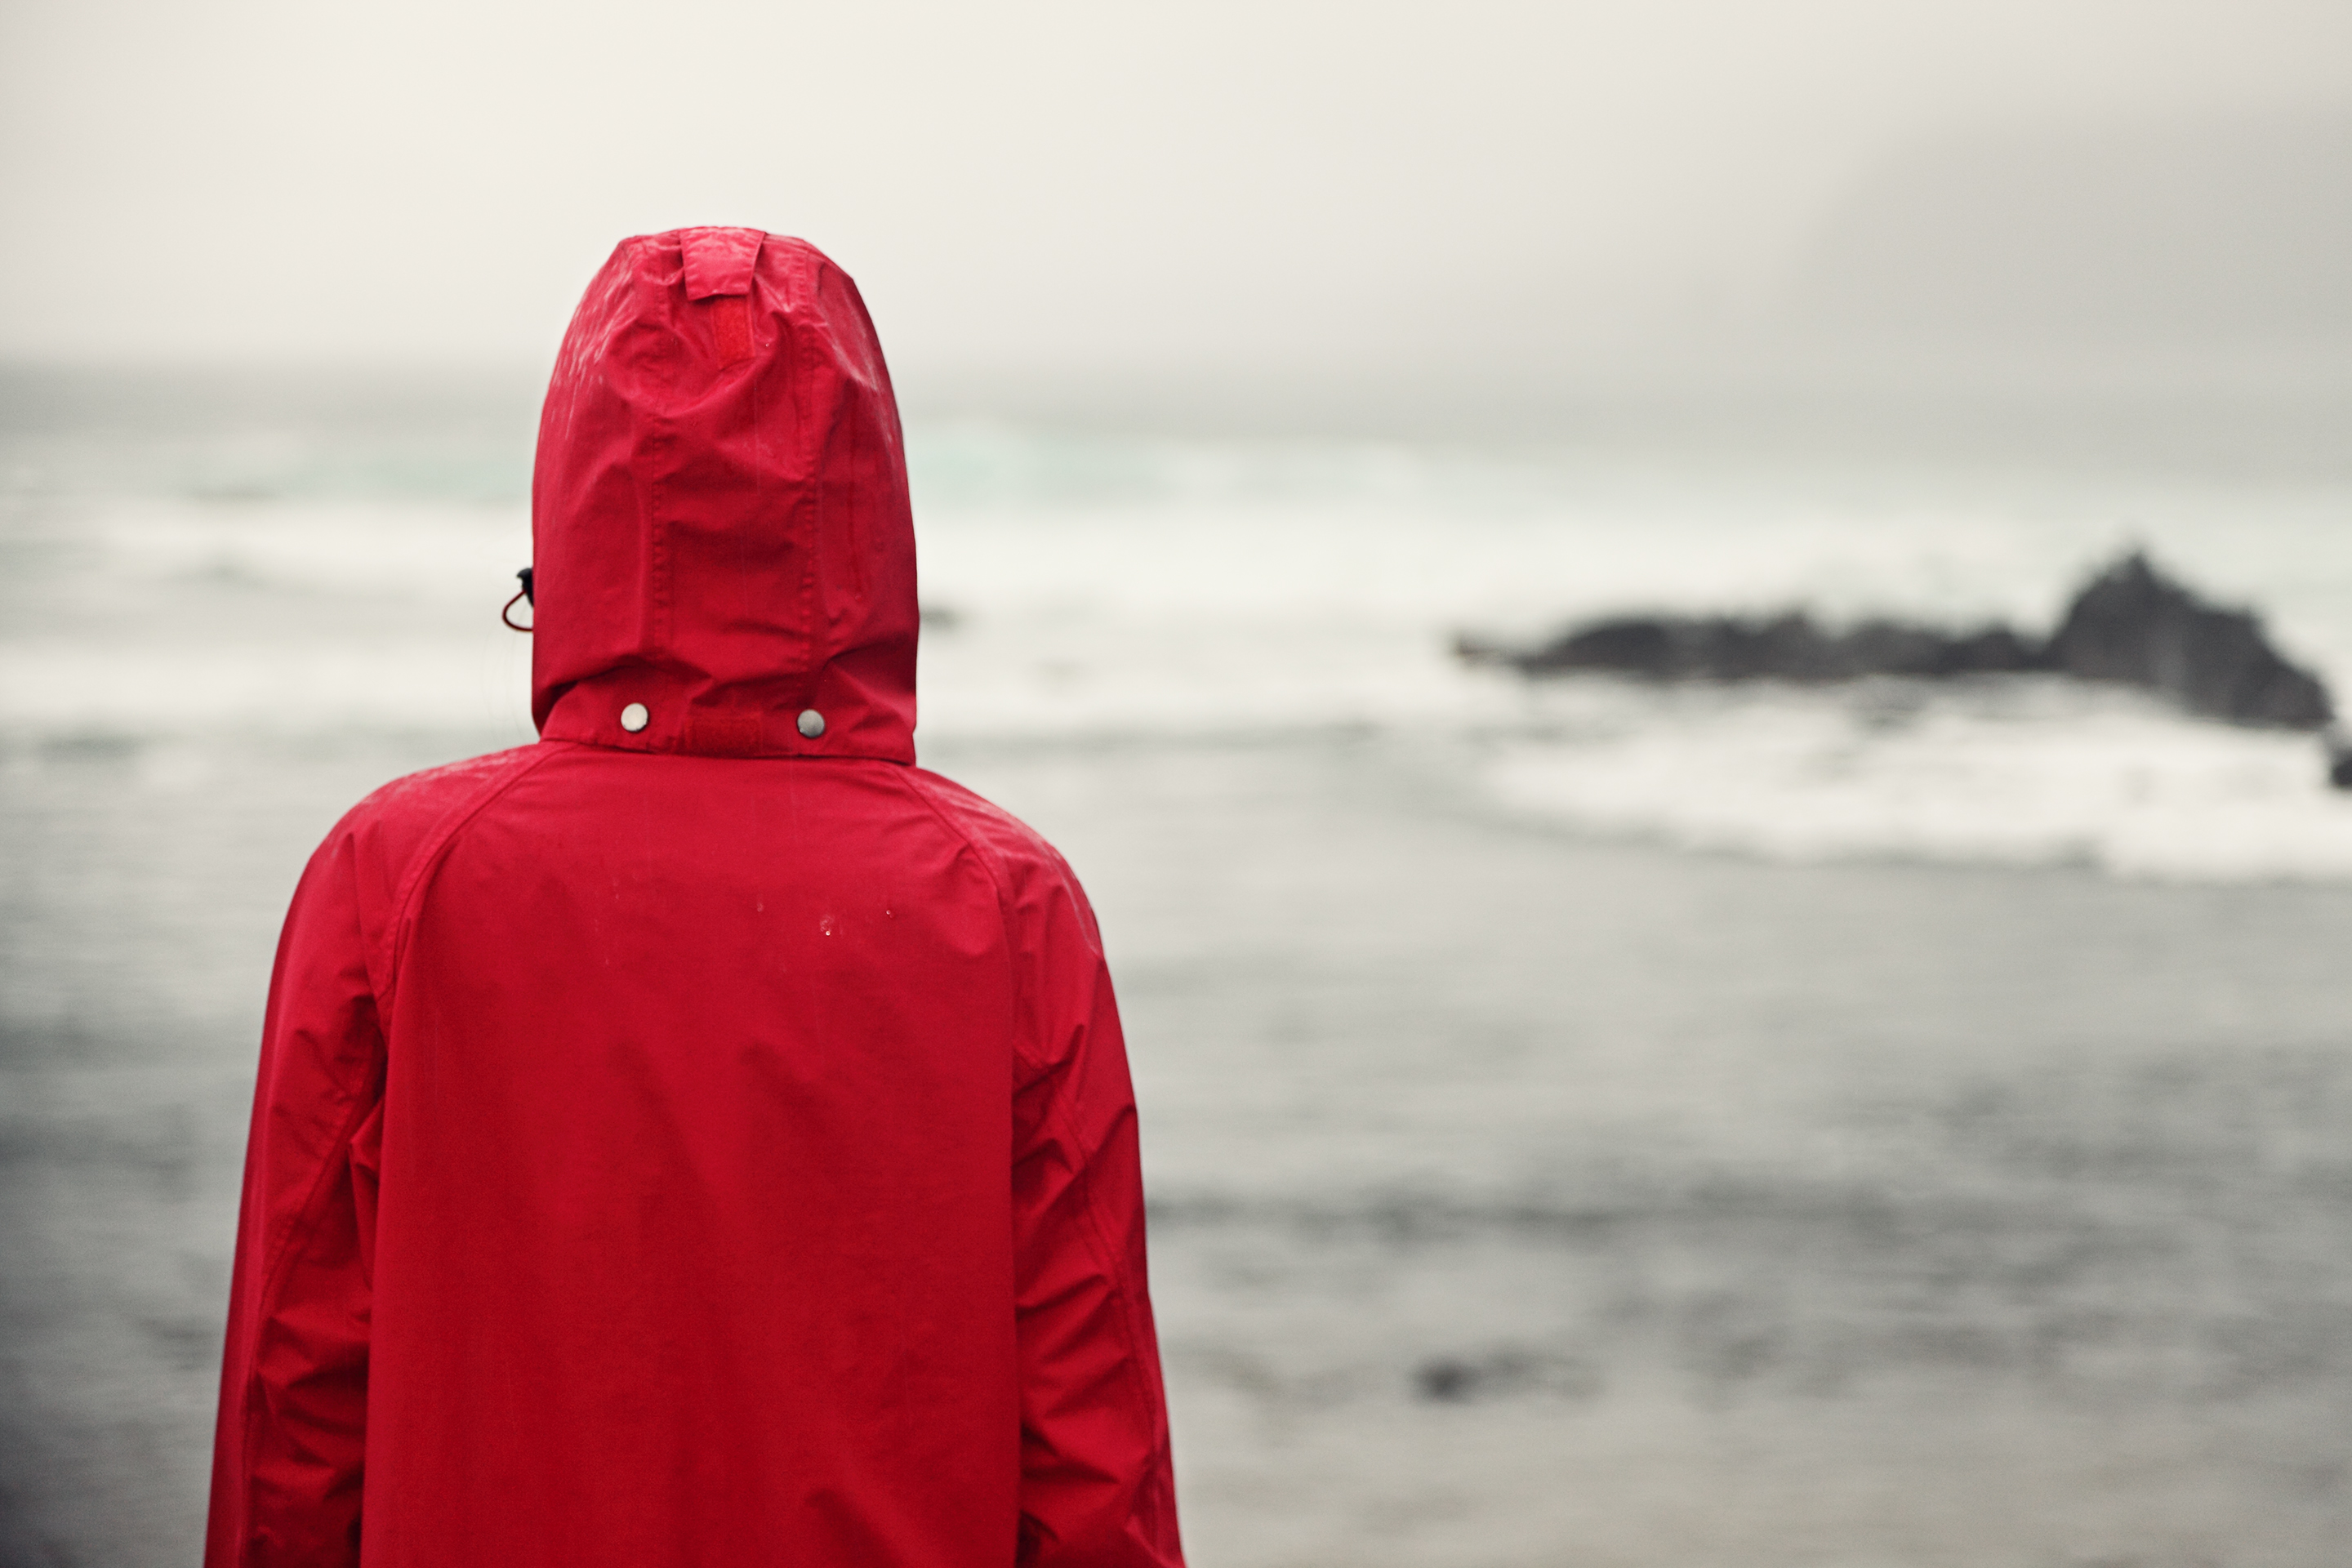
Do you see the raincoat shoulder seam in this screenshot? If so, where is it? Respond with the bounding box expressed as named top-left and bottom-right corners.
top-left (884, 768), bottom-right (1040, 1075)
top-left (884, 784), bottom-right (1166, 1486)
top-left (233, 751), bottom-right (559, 1529)
top-left (376, 745), bottom-right (569, 1011)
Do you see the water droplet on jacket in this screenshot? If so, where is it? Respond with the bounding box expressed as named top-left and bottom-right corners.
top-left (621, 702), bottom-right (649, 733)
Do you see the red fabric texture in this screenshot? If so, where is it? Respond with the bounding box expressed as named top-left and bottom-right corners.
top-left (206, 229), bottom-right (1183, 1568)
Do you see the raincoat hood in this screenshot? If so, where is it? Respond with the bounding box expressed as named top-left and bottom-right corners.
top-left (530, 228), bottom-right (917, 762)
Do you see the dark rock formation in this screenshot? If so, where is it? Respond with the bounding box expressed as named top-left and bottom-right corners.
top-left (1459, 550), bottom-right (2335, 731)
top-left (2043, 553), bottom-right (2332, 728)
top-left (1459, 613), bottom-right (2039, 684)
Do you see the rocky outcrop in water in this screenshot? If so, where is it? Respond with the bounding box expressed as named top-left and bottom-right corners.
top-left (1458, 613), bottom-right (2042, 684)
top-left (1458, 550), bottom-right (2335, 732)
top-left (2042, 553), bottom-right (2332, 728)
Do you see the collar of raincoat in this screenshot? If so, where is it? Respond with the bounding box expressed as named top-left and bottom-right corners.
top-left (529, 228), bottom-right (918, 762)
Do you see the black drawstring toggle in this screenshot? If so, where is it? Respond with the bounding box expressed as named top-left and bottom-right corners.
top-left (501, 566), bottom-right (535, 632)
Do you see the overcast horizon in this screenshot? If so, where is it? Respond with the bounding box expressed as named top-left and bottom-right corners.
top-left (6, 0), bottom-right (2352, 438)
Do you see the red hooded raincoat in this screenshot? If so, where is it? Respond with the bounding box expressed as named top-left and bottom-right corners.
top-left (206, 229), bottom-right (1183, 1567)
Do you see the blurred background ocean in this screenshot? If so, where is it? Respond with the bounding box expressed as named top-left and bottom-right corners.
top-left (7, 2), bottom-right (2352, 1565)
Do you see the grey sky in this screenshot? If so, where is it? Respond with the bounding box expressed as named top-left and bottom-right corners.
top-left (3, 0), bottom-right (2349, 399)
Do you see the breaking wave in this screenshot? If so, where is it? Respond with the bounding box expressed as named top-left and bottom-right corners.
top-left (1474, 675), bottom-right (2352, 883)
top-left (7, 418), bottom-right (2352, 881)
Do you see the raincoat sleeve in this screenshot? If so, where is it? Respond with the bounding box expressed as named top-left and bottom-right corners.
top-left (206, 824), bottom-right (385, 1568)
top-left (1008, 854), bottom-right (1184, 1568)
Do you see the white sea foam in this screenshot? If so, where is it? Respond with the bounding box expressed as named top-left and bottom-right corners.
top-left (0, 497), bottom-right (537, 741)
top-left (7, 425), bottom-right (2352, 880)
top-left (1477, 676), bottom-right (2352, 882)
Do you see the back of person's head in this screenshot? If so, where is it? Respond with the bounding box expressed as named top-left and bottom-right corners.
top-left (529, 229), bottom-right (920, 763)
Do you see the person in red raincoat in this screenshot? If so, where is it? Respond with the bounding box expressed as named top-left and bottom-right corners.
top-left (205, 228), bottom-right (1184, 1568)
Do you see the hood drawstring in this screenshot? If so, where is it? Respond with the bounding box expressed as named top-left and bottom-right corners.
top-left (502, 567), bottom-right (535, 633)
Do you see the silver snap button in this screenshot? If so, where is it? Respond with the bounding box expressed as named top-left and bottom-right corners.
top-left (620, 702), bottom-right (649, 733)
top-left (796, 709), bottom-right (826, 738)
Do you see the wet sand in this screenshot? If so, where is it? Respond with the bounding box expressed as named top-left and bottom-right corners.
top-left (7, 726), bottom-right (2352, 1566)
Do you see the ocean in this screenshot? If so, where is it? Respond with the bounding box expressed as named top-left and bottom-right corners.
top-left (4, 367), bottom-right (2352, 1565)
